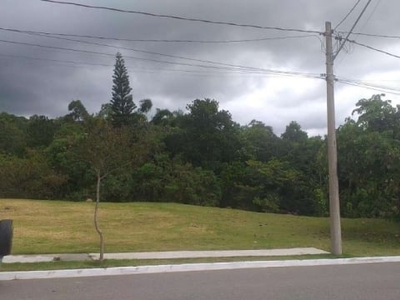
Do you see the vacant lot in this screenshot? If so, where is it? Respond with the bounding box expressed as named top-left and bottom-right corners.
top-left (1, 199), bottom-right (399, 256)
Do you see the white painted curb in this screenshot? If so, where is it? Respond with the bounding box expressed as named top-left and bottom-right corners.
top-left (4, 248), bottom-right (328, 263)
top-left (1, 256), bottom-right (400, 281)
top-left (89, 248), bottom-right (328, 260)
top-left (3, 255), bottom-right (55, 263)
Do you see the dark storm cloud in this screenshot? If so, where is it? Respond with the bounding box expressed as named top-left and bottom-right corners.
top-left (1, 0), bottom-right (399, 133)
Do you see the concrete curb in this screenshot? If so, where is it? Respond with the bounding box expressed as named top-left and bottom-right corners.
top-left (1, 256), bottom-right (400, 281)
top-left (3, 254), bottom-right (90, 263)
top-left (3, 248), bottom-right (328, 263)
top-left (89, 248), bottom-right (328, 260)
top-left (3, 255), bottom-right (59, 263)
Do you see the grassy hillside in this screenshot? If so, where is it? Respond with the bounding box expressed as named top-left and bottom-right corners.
top-left (0, 199), bottom-right (399, 256)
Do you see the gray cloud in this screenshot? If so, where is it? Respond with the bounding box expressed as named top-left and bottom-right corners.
top-left (1, 0), bottom-right (399, 134)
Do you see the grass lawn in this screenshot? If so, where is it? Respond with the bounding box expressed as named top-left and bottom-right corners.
top-left (0, 199), bottom-right (399, 257)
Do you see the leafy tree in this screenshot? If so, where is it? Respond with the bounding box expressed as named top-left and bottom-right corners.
top-left (0, 150), bottom-right (67, 199)
top-left (79, 120), bottom-right (127, 260)
top-left (164, 163), bottom-right (221, 206)
top-left (110, 52), bottom-right (136, 127)
top-left (131, 154), bottom-right (221, 205)
top-left (280, 122), bottom-right (326, 215)
top-left (46, 114), bottom-right (93, 200)
top-left (0, 112), bottom-right (27, 156)
top-left (151, 109), bottom-right (185, 133)
top-left (171, 99), bottom-right (242, 170)
top-left (27, 115), bottom-right (58, 148)
top-left (352, 94), bottom-right (396, 132)
top-left (66, 100), bottom-right (90, 122)
top-left (219, 161), bottom-right (253, 209)
top-left (97, 103), bottom-right (113, 120)
top-left (151, 108), bottom-right (174, 126)
top-left (281, 121), bottom-right (308, 143)
top-left (77, 118), bottom-right (151, 260)
top-left (337, 95), bottom-right (400, 218)
top-left (241, 120), bottom-right (282, 162)
top-left (245, 159), bottom-right (318, 215)
top-left (138, 98), bottom-right (153, 114)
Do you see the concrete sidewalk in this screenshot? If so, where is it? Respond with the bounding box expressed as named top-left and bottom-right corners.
top-left (2, 247), bottom-right (328, 263)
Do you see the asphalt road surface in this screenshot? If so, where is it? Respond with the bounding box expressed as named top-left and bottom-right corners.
top-left (1, 263), bottom-right (400, 299)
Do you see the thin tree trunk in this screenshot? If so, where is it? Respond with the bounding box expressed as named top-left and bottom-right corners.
top-left (94, 171), bottom-right (104, 261)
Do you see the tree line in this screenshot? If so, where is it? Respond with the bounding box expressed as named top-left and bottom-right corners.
top-left (1, 53), bottom-right (399, 219)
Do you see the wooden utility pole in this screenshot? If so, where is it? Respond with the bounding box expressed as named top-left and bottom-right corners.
top-left (324, 21), bottom-right (342, 255)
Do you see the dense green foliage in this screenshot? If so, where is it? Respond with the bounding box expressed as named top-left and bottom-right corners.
top-left (1, 94), bottom-right (398, 219)
top-left (1, 55), bottom-right (398, 218)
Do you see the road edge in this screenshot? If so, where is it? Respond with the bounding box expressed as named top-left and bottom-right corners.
top-left (1, 256), bottom-right (400, 281)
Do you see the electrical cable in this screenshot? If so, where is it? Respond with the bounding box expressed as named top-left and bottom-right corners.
top-left (333, 0), bottom-right (373, 60)
top-left (356, 0), bottom-right (383, 34)
top-left (334, 0), bottom-right (362, 30)
top-left (347, 39), bottom-right (400, 60)
top-left (39, 0), bottom-right (321, 34)
top-left (0, 38), bottom-right (321, 79)
top-left (337, 78), bottom-right (400, 95)
top-left (0, 27), bottom-right (316, 44)
top-left (4, 49), bottom-right (398, 91)
top-left (0, 52), bottom-right (325, 80)
top-left (0, 38), bottom-right (250, 71)
top-left (350, 32), bottom-right (400, 39)
top-left (0, 28), bottom-right (318, 73)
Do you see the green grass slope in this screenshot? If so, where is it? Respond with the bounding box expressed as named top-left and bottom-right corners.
top-left (0, 199), bottom-right (399, 256)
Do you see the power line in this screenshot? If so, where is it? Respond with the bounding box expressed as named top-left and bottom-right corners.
top-left (337, 77), bottom-right (400, 93)
top-left (0, 38), bottom-right (321, 79)
top-left (339, 0), bottom-right (383, 68)
top-left (357, 0), bottom-right (383, 33)
top-left (0, 53), bottom-right (203, 73)
top-left (339, 76), bottom-right (400, 83)
top-left (337, 78), bottom-right (400, 95)
top-left (39, 0), bottom-right (321, 34)
top-left (0, 38), bottom-right (243, 71)
top-left (0, 52), bottom-right (324, 80)
top-left (348, 32), bottom-right (400, 39)
top-left (347, 39), bottom-right (400, 60)
top-left (0, 52), bottom-right (250, 73)
top-left (0, 27), bottom-right (316, 44)
top-left (345, 79), bottom-right (400, 82)
top-left (333, 0), bottom-right (373, 60)
top-left (0, 38), bottom-right (261, 73)
top-left (0, 27), bottom-right (318, 73)
top-left (334, 0), bottom-right (362, 30)
top-left (340, 81), bottom-right (400, 95)
top-left (0, 52), bottom-right (109, 67)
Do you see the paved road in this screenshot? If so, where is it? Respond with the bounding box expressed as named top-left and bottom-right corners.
top-left (1, 263), bottom-right (399, 299)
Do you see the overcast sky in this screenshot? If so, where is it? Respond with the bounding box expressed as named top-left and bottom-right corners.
top-left (1, 0), bottom-right (400, 135)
